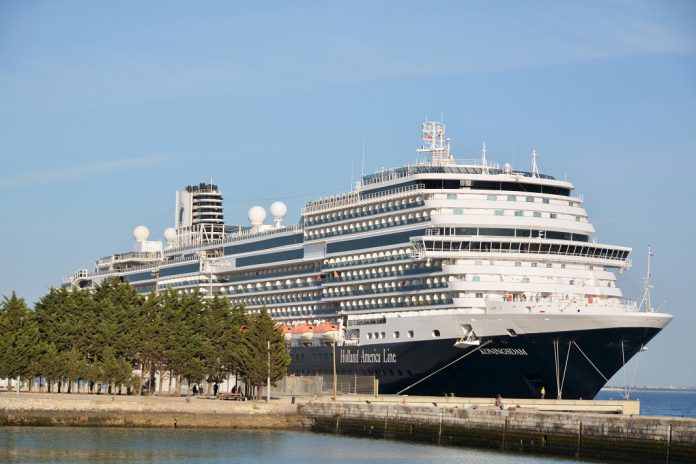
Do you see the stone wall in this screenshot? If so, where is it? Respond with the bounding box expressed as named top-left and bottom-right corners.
top-left (301, 401), bottom-right (696, 464)
top-left (0, 395), bottom-right (307, 429)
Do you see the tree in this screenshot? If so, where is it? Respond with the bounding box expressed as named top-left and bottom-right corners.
top-left (0, 292), bottom-right (39, 390)
top-left (100, 346), bottom-right (134, 394)
top-left (62, 347), bottom-right (89, 393)
top-left (222, 304), bottom-right (248, 388)
top-left (239, 308), bottom-right (290, 399)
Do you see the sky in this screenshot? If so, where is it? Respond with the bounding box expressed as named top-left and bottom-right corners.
top-left (0, 0), bottom-right (694, 387)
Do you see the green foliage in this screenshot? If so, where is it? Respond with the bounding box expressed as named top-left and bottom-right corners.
top-left (239, 308), bottom-right (291, 395)
top-left (1, 282), bottom-right (292, 395)
top-left (0, 292), bottom-right (39, 380)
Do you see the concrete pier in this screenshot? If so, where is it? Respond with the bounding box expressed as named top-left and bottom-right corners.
top-left (0, 393), bottom-right (306, 429)
top-left (3, 392), bottom-right (695, 463)
top-left (301, 399), bottom-right (696, 464)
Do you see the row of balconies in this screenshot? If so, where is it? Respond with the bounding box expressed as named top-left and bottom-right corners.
top-left (305, 197), bottom-right (425, 227)
top-left (306, 213), bottom-right (430, 240)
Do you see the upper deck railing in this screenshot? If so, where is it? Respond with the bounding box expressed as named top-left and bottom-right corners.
top-left (359, 160), bottom-right (557, 187)
top-left (303, 184), bottom-right (425, 216)
top-left (165, 224), bottom-right (304, 254)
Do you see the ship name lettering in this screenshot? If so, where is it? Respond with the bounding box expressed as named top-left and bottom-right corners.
top-left (340, 349), bottom-right (359, 363)
top-left (361, 351), bottom-right (381, 363)
top-left (382, 349), bottom-right (397, 363)
top-left (480, 348), bottom-right (528, 356)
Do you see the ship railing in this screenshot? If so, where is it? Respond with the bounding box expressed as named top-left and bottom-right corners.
top-left (412, 237), bottom-right (630, 264)
top-left (322, 253), bottom-right (412, 270)
top-left (303, 183), bottom-right (425, 215)
top-left (219, 267), bottom-right (322, 283)
top-left (323, 265), bottom-right (443, 283)
top-left (360, 166), bottom-right (415, 186)
top-left (303, 198), bottom-right (425, 228)
top-left (84, 254), bottom-right (199, 279)
top-left (306, 215), bottom-right (428, 240)
top-left (165, 224), bottom-right (303, 254)
top-left (113, 251), bottom-right (161, 261)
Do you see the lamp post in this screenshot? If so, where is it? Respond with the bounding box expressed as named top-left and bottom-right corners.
top-left (332, 339), bottom-right (337, 401)
top-left (267, 340), bottom-right (271, 403)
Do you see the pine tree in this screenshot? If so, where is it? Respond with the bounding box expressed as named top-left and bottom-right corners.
top-left (0, 292), bottom-right (39, 390)
top-left (239, 308), bottom-right (290, 399)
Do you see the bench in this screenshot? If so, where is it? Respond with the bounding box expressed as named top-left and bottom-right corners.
top-left (218, 392), bottom-right (246, 401)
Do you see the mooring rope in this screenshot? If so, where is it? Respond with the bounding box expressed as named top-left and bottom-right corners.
top-left (396, 340), bottom-right (493, 395)
top-left (572, 341), bottom-right (608, 382)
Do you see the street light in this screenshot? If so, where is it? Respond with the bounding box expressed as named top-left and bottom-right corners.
top-left (267, 340), bottom-right (271, 403)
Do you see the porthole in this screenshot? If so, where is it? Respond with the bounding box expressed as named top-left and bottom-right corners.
top-left (407, 330), bottom-right (414, 338)
top-left (432, 330), bottom-right (441, 337)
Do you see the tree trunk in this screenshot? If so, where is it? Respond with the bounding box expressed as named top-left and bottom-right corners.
top-left (158, 364), bottom-right (164, 396)
top-left (138, 361), bottom-right (146, 396)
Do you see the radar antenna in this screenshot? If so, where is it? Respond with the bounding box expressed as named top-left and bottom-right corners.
top-left (531, 149), bottom-right (540, 178)
top-left (417, 120), bottom-right (453, 165)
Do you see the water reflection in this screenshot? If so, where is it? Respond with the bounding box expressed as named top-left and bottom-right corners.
top-left (0, 427), bottom-right (579, 464)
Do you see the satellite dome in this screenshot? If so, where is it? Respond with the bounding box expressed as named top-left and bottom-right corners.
top-left (164, 227), bottom-right (177, 242)
top-left (133, 225), bottom-right (150, 241)
top-left (248, 206), bottom-right (267, 226)
top-left (270, 201), bottom-right (288, 218)
top-left (503, 163), bottom-right (512, 174)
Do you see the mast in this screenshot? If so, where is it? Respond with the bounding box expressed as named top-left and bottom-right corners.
top-left (481, 141), bottom-right (489, 174)
top-left (531, 149), bottom-right (539, 178)
top-left (644, 245), bottom-right (653, 312)
top-left (417, 120), bottom-right (453, 165)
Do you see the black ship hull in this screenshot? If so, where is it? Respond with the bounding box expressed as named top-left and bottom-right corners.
top-left (288, 326), bottom-right (661, 399)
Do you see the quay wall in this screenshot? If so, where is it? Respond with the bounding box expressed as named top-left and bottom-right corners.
top-left (0, 394), bottom-right (307, 429)
top-left (301, 401), bottom-right (696, 464)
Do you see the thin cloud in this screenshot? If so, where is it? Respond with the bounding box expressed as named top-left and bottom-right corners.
top-left (0, 155), bottom-right (167, 190)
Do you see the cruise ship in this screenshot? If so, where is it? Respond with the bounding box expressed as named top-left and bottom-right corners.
top-left (63, 121), bottom-right (672, 400)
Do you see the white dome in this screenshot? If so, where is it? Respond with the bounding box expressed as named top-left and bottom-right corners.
top-left (163, 227), bottom-right (177, 241)
top-left (248, 206), bottom-right (267, 226)
top-left (133, 225), bottom-right (150, 241)
top-left (503, 163), bottom-right (512, 174)
top-left (270, 201), bottom-right (288, 218)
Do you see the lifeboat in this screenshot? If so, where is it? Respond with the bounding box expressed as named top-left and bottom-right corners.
top-left (313, 322), bottom-right (339, 342)
top-left (291, 323), bottom-right (314, 342)
top-left (279, 324), bottom-right (292, 343)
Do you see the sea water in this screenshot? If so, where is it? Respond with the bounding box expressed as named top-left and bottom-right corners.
top-left (0, 427), bottom-right (578, 464)
top-left (595, 389), bottom-right (696, 418)
top-left (2, 391), bottom-right (694, 463)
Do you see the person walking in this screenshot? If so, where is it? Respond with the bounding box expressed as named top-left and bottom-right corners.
top-left (541, 386), bottom-right (546, 399)
top-left (213, 383), bottom-right (219, 397)
top-left (495, 394), bottom-right (505, 410)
